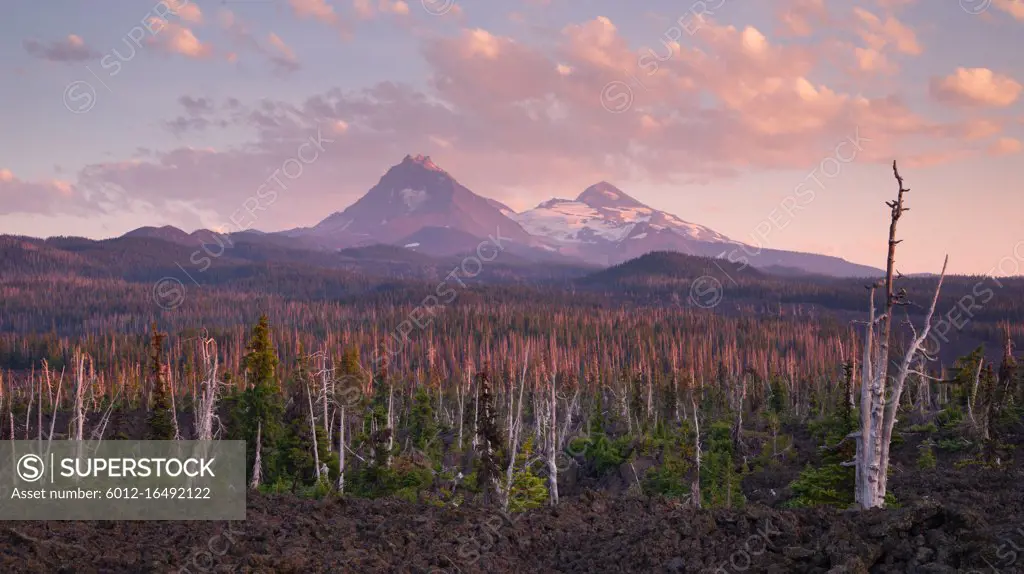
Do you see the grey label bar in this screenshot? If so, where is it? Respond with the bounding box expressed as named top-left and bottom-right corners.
top-left (0, 441), bottom-right (246, 520)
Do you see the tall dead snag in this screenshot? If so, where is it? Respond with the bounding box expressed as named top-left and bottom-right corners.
top-left (250, 421), bottom-right (263, 489)
top-left (503, 347), bottom-right (529, 512)
top-left (691, 395), bottom-right (702, 509)
top-left (854, 161), bottom-right (949, 509)
top-left (195, 335), bottom-right (222, 442)
top-left (547, 338), bottom-right (559, 506)
top-left (476, 368), bottom-right (504, 506)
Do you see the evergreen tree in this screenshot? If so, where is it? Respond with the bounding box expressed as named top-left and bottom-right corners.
top-left (643, 421), bottom-right (695, 499)
top-left (230, 315), bottom-right (285, 484)
top-left (917, 439), bottom-right (937, 470)
top-left (145, 323), bottom-right (176, 440)
top-left (282, 352), bottom-right (337, 491)
top-left (506, 436), bottom-right (548, 512)
top-left (701, 421), bottom-right (746, 509)
top-left (408, 387), bottom-right (438, 455)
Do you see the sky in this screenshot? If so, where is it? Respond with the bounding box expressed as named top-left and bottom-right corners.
top-left (1, 0), bottom-right (1023, 275)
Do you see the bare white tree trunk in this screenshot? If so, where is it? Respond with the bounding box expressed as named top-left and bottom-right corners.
top-left (36, 371), bottom-right (43, 446)
top-left (967, 357), bottom-right (983, 429)
top-left (854, 162), bottom-right (949, 509)
top-left (503, 348), bottom-right (529, 511)
top-left (25, 374), bottom-right (34, 441)
top-left (318, 348), bottom-right (332, 450)
top-left (645, 367), bottom-right (653, 426)
top-left (855, 287), bottom-right (875, 508)
top-left (307, 378), bottom-right (322, 483)
top-left (457, 370), bottom-right (466, 451)
top-left (250, 421), bottom-right (263, 490)
top-left (558, 388), bottom-right (579, 451)
top-left (46, 370), bottom-right (64, 451)
top-left (471, 370), bottom-right (480, 449)
top-left (875, 257), bottom-right (946, 500)
top-left (386, 382), bottom-right (394, 467)
top-left (73, 352), bottom-right (87, 454)
top-left (195, 337), bottom-right (221, 442)
top-left (691, 396), bottom-right (701, 509)
top-left (337, 405), bottom-right (346, 492)
top-left (548, 363), bottom-right (559, 506)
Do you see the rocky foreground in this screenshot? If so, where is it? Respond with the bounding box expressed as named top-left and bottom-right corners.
top-left (1, 464), bottom-right (1021, 573)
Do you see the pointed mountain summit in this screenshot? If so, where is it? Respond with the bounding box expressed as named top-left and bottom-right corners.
top-left (401, 154), bottom-right (446, 173)
top-left (575, 181), bottom-right (646, 210)
top-left (291, 154), bottom-right (534, 249)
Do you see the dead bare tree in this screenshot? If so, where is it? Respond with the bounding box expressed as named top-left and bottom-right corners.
top-left (250, 421), bottom-right (263, 490)
top-left (503, 346), bottom-right (529, 511)
top-left (852, 162), bottom-right (949, 509)
top-left (72, 351), bottom-right (87, 443)
top-left (312, 346), bottom-right (334, 449)
top-left (306, 376), bottom-right (322, 483)
top-left (195, 335), bottom-right (224, 441)
top-left (337, 398), bottom-right (346, 493)
top-left (24, 372), bottom-right (34, 442)
top-left (547, 340), bottom-right (559, 506)
top-left (967, 356), bottom-right (984, 430)
top-left (691, 395), bottom-right (701, 509)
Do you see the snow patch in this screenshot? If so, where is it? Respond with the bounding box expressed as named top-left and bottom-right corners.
top-left (514, 193), bottom-right (733, 246)
top-left (511, 200), bottom-right (638, 242)
top-left (404, 242), bottom-right (421, 248)
top-left (399, 188), bottom-right (428, 212)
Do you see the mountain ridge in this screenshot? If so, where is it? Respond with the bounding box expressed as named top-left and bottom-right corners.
top-left (103, 154), bottom-right (882, 277)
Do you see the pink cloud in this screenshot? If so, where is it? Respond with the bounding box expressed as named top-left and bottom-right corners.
top-left (992, 0), bottom-right (1024, 21)
top-left (776, 0), bottom-right (829, 37)
top-left (165, 0), bottom-right (203, 24)
top-left (146, 18), bottom-right (212, 58)
top-left (290, 0), bottom-right (339, 24)
top-left (989, 137), bottom-right (1023, 156)
top-left (219, 10), bottom-right (301, 74)
top-left (851, 6), bottom-right (922, 56)
top-left (47, 16), bottom-right (985, 225)
top-left (0, 169), bottom-right (95, 216)
top-left (930, 67), bottom-right (1023, 107)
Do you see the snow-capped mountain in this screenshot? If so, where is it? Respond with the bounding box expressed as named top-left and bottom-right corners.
top-left (285, 154), bottom-right (535, 250)
top-left (512, 182), bottom-right (731, 245)
top-left (510, 182), bottom-right (881, 276)
top-left (279, 154), bottom-right (880, 277)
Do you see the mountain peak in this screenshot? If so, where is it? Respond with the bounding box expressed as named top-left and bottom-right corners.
top-left (576, 181), bottom-right (645, 209)
top-left (401, 154), bottom-right (445, 173)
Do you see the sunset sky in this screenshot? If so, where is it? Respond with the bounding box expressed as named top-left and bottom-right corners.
top-left (1, 0), bottom-right (1022, 275)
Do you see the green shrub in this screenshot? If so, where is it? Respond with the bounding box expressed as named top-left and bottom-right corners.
top-left (642, 423), bottom-right (695, 499)
top-left (917, 440), bottom-right (937, 470)
top-left (937, 437), bottom-right (972, 452)
top-left (506, 437), bottom-right (549, 513)
top-left (936, 407), bottom-right (964, 430)
top-left (786, 463), bottom-right (853, 508)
